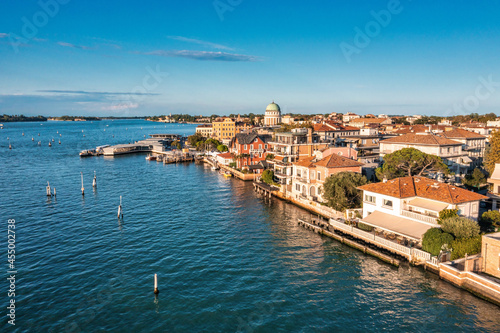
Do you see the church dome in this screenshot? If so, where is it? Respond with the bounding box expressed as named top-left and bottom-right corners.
top-left (266, 102), bottom-right (280, 112)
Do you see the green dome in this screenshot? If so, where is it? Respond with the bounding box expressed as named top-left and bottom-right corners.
top-left (266, 102), bottom-right (280, 112)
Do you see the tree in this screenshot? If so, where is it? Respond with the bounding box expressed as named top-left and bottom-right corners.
top-left (450, 236), bottom-right (482, 260)
top-left (481, 210), bottom-right (500, 231)
top-left (262, 170), bottom-right (275, 185)
top-left (217, 144), bottom-right (228, 152)
top-left (321, 172), bottom-right (367, 212)
top-left (205, 138), bottom-right (222, 151)
top-left (265, 153), bottom-right (275, 160)
top-left (422, 228), bottom-right (454, 256)
top-left (187, 133), bottom-right (205, 147)
top-left (437, 209), bottom-right (459, 224)
top-left (485, 129), bottom-right (500, 175)
top-left (462, 168), bottom-right (486, 188)
top-left (440, 216), bottom-right (480, 239)
top-left (376, 148), bottom-right (449, 180)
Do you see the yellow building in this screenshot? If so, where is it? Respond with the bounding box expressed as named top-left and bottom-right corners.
top-left (212, 118), bottom-right (236, 142)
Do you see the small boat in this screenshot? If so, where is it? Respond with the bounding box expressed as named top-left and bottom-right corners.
top-left (48, 142), bottom-right (52, 147)
top-left (9, 144), bottom-right (12, 149)
top-left (156, 155), bottom-right (163, 162)
top-left (80, 149), bottom-right (95, 157)
top-left (223, 172), bottom-right (232, 178)
top-left (58, 140), bottom-right (61, 144)
top-left (32, 137), bottom-right (34, 141)
top-left (145, 155), bottom-right (156, 161)
top-left (22, 132), bottom-right (24, 136)
top-left (38, 141), bottom-right (41, 145)
top-left (51, 138), bottom-right (55, 142)
top-left (38, 133), bottom-right (40, 136)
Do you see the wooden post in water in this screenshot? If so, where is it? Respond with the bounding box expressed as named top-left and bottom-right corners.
top-left (117, 196), bottom-right (123, 219)
top-left (53, 187), bottom-right (56, 197)
top-left (92, 171), bottom-right (97, 188)
top-left (46, 182), bottom-right (52, 197)
top-left (154, 274), bottom-right (159, 294)
top-left (81, 172), bottom-right (84, 196)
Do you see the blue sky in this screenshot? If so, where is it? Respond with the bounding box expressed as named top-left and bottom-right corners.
top-left (1, 0), bottom-right (500, 117)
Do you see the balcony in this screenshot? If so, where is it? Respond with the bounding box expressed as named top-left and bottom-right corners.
top-left (401, 210), bottom-right (438, 224)
top-left (293, 176), bottom-right (310, 184)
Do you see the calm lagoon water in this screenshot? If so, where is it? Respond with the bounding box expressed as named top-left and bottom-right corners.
top-left (1, 120), bottom-right (499, 332)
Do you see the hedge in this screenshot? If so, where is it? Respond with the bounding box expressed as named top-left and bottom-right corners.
top-left (450, 236), bottom-right (482, 260)
top-left (422, 228), bottom-right (454, 256)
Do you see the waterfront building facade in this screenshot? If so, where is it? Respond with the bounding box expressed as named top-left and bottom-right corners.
top-left (212, 117), bottom-right (236, 143)
top-left (357, 177), bottom-right (487, 244)
top-left (264, 102), bottom-right (281, 126)
top-left (349, 117), bottom-right (392, 128)
top-left (290, 151), bottom-right (364, 203)
top-left (195, 124), bottom-right (213, 137)
top-left (342, 112), bottom-right (360, 122)
top-left (482, 232), bottom-right (500, 279)
top-left (230, 133), bottom-right (272, 168)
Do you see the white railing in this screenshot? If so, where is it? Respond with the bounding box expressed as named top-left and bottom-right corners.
top-left (412, 248), bottom-right (431, 261)
top-left (329, 219), bottom-right (412, 257)
top-left (401, 210), bottom-right (438, 224)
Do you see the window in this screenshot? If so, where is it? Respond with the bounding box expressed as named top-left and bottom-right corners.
top-left (259, 144), bottom-right (262, 149)
top-left (365, 195), bottom-right (376, 204)
top-left (244, 144), bottom-right (247, 150)
top-left (472, 203), bottom-right (478, 214)
top-left (265, 144), bottom-right (268, 149)
top-left (296, 184), bottom-right (300, 191)
top-left (317, 172), bottom-right (321, 181)
top-left (383, 199), bottom-right (393, 208)
top-left (311, 171), bottom-right (315, 180)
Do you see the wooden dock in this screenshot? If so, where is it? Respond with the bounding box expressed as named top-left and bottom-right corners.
top-left (297, 218), bottom-right (401, 267)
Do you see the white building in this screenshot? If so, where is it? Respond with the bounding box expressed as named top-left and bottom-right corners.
top-left (342, 112), bottom-right (360, 123)
top-left (357, 176), bottom-right (487, 243)
top-left (264, 101), bottom-right (281, 126)
top-left (379, 133), bottom-right (471, 176)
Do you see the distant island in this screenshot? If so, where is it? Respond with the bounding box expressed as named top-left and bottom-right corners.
top-left (1, 114), bottom-right (47, 122)
top-left (48, 115), bottom-right (101, 121)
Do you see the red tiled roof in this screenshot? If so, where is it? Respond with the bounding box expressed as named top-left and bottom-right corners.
top-left (314, 154), bottom-right (364, 168)
top-left (439, 128), bottom-right (486, 139)
top-left (350, 118), bottom-right (390, 124)
top-left (217, 153), bottom-right (234, 159)
top-left (294, 154), bottom-right (363, 169)
top-left (313, 124), bottom-right (335, 132)
top-left (380, 133), bottom-right (461, 146)
top-left (358, 176), bottom-right (488, 204)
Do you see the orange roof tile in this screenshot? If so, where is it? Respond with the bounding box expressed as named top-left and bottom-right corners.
top-left (217, 152), bottom-right (234, 159)
top-left (314, 154), bottom-right (364, 168)
top-left (358, 176), bottom-right (487, 204)
top-left (439, 128), bottom-right (486, 139)
top-left (380, 133), bottom-right (461, 145)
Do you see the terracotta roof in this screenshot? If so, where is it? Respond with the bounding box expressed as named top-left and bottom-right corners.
top-left (294, 154), bottom-right (363, 169)
top-left (294, 156), bottom-right (315, 167)
top-left (380, 133), bottom-right (461, 146)
top-left (358, 176), bottom-right (488, 204)
top-left (313, 124), bottom-right (335, 132)
top-left (350, 118), bottom-right (390, 124)
top-left (217, 152), bottom-right (234, 159)
top-left (314, 154), bottom-right (364, 168)
top-left (439, 128), bottom-right (486, 139)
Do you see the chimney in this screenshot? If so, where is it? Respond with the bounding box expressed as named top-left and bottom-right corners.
top-left (307, 128), bottom-right (313, 144)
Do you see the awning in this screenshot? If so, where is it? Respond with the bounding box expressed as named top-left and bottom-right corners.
top-left (407, 198), bottom-right (448, 212)
top-left (460, 156), bottom-right (472, 164)
top-left (361, 211), bottom-right (435, 240)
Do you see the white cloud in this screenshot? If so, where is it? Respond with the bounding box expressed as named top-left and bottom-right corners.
top-left (101, 103), bottom-right (139, 111)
